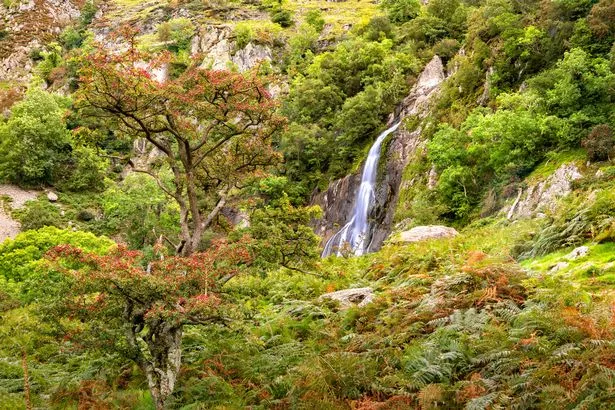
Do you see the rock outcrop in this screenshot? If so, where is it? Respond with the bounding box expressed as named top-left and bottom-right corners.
top-left (0, 0), bottom-right (81, 83)
top-left (566, 246), bottom-right (590, 260)
top-left (311, 56), bottom-right (447, 252)
top-left (319, 287), bottom-right (374, 308)
top-left (393, 225), bottom-right (459, 243)
top-left (192, 26), bottom-right (272, 72)
top-left (505, 163), bottom-right (583, 219)
top-left (390, 55), bottom-right (446, 121)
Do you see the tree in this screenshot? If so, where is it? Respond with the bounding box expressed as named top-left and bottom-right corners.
top-left (0, 88), bottom-right (71, 186)
top-left (101, 173), bottom-right (180, 249)
top-left (381, 0), bottom-right (421, 23)
top-left (76, 34), bottom-right (284, 256)
top-left (239, 176), bottom-right (322, 273)
top-left (41, 238), bottom-right (253, 409)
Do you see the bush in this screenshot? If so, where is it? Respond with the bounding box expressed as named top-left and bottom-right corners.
top-left (0, 226), bottom-right (113, 282)
top-left (157, 17), bottom-right (195, 51)
top-left (305, 9), bottom-right (325, 32)
top-left (59, 26), bottom-right (84, 50)
top-left (233, 23), bottom-right (254, 49)
top-left (35, 43), bottom-right (63, 83)
top-left (15, 199), bottom-right (64, 232)
top-left (0, 88), bottom-right (72, 186)
top-left (582, 124), bottom-right (614, 162)
top-left (271, 8), bottom-right (293, 28)
top-left (381, 0), bottom-right (421, 23)
top-left (433, 38), bottom-right (461, 60)
top-left (359, 16), bottom-right (395, 41)
top-left (59, 146), bottom-right (109, 192)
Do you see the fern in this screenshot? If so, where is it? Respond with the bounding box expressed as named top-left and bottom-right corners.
top-left (465, 392), bottom-right (499, 410)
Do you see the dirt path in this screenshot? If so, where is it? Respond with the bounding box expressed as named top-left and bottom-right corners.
top-left (0, 184), bottom-right (39, 243)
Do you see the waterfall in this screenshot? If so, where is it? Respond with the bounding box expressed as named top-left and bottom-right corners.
top-left (322, 122), bottom-right (401, 257)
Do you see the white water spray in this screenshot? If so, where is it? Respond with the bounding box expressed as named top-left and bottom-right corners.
top-left (322, 122), bottom-right (401, 257)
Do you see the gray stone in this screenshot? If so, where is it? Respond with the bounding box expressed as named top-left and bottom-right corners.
top-left (194, 26), bottom-right (272, 72)
top-left (319, 287), bottom-right (374, 308)
top-left (232, 43), bottom-right (272, 72)
top-left (427, 165), bottom-right (438, 190)
top-left (395, 225), bottom-right (459, 243)
top-left (506, 163), bottom-right (582, 219)
top-left (566, 246), bottom-right (590, 260)
top-left (47, 192), bottom-right (58, 202)
top-left (392, 55), bottom-right (446, 120)
top-left (549, 262), bottom-right (569, 272)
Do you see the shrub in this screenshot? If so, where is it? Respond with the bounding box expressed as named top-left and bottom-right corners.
top-left (581, 124), bottom-right (614, 162)
top-left (157, 17), bottom-right (195, 51)
top-left (433, 38), bottom-right (461, 60)
top-left (360, 15), bottom-right (395, 41)
top-left (234, 23), bottom-right (254, 49)
top-left (0, 226), bottom-right (113, 282)
top-left (59, 26), bottom-right (84, 50)
top-left (15, 199), bottom-right (64, 232)
top-left (271, 8), bottom-right (293, 28)
top-left (305, 9), bottom-right (325, 32)
top-left (381, 0), bottom-right (421, 23)
top-left (0, 88), bottom-right (72, 186)
top-left (35, 43), bottom-right (63, 83)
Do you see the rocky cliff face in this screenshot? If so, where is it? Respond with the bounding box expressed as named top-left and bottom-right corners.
top-left (311, 56), bottom-right (446, 251)
top-left (0, 0), bottom-right (81, 84)
top-left (192, 26), bottom-right (273, 72)
top-left (504, 163), bottom-right (583, 219)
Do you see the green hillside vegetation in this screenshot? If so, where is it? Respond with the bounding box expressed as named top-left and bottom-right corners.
top-left (0, 0), bottom-right (614, 408)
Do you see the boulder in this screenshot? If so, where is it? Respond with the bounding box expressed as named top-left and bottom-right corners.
top-left (549, 262), bottom-right (569, 272)
top-left (319, 287), bottom-right (373, 308)
top-left (47, 191), bottom-right (58, 202)
top-left (395, 225), bottom-right (459, 243)
top-left (566, 246), bottom-right (590, 260)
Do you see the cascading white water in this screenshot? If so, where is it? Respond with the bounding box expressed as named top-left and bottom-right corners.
top-left (322, 122), bottom-right (401, 257)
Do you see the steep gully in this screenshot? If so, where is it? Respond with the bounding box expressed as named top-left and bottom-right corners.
top-left (312, 55), bottom-right (446, 256)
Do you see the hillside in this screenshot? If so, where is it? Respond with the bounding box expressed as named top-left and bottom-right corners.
top-left (0, 0), bottom-right (614, 408)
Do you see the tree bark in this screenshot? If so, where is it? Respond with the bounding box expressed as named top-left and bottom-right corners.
top-left (142, 325), bottom-right (183, 410)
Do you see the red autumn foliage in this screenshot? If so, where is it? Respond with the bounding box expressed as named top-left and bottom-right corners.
top-left (75, 28), bottom-right (285, 256)
top-left (45, 236), bottom-right (254, 409)
top-left (46, 237), bottom-right (252, 327)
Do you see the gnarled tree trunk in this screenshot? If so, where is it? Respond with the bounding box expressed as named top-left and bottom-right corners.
top-left (142, 324), bottom-right (182, 410)
top-left (124, 303), bottom-right (183, 410)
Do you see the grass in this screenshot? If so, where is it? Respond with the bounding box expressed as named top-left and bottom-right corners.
top-left (525, 149), bottom-right (586, 184)
top-left (522, 241), bottom-right (615, 291)
top-left (289, 0), bottom-right (379, 38)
